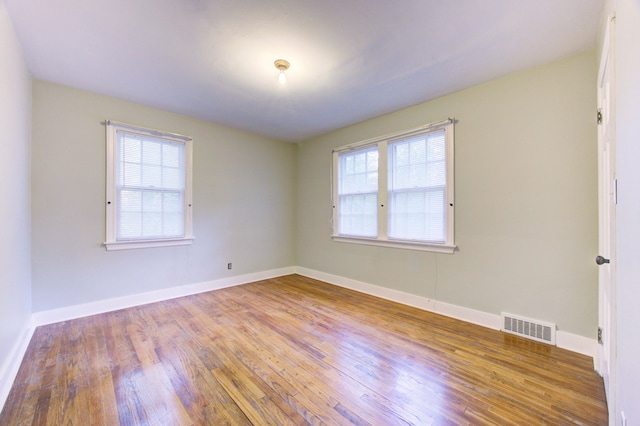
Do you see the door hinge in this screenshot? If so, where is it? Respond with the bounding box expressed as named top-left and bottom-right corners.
top-left (597, 109), bottom-right (603, 125)
top-left (598, 327), bottom-right (603, 344)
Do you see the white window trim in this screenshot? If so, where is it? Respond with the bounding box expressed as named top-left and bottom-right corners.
top-left (104, 120), bottom-right (194, 251)
top-left (331, 119), bottom-right (456, 254)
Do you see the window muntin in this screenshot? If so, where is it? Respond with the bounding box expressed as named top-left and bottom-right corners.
top-left (105, 121), bottom-right (193, 250)
top-left (332, 120), bottom-right (455, 253)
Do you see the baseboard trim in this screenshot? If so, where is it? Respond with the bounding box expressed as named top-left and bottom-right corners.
top-left (556, 330), bottom-right (599, 361)
top-left (295, 267), bottom-right (501, 330)
top-left (0, 319), bottom-right (36, 412)
top-left (295, 267), bottom-right (597, 359)
top-left (12, 264), bottom-right (598, 401)
top-left (32, 266), bottom-right (296, 326)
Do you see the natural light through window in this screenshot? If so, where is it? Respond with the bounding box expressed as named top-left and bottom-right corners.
top-left (332, 119), bottom-right (455, 253)
top-left (337, 146), bottom-right (379, 237)
top-left (388, 131), bottom-right (446, 242)
top-left (104, 121), bottom-right (193, 250)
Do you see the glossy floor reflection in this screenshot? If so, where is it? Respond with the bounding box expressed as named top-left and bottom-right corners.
top-left (1, 274), bottom-right (608, 425)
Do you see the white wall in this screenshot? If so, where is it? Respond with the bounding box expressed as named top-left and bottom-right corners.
top-left (31, 81), bottom-right (296, 311)
top-left (0, 0), bottom-right (32, 396)
top-left (602, 0), bottom-right (640, 424)
top-left (297, 51), bottom-right (598, 338)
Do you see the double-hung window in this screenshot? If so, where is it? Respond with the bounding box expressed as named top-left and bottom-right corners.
top-left (332, 119), bottom-right (455, 253)
top-left (104, 121), bottom-right (193, 250)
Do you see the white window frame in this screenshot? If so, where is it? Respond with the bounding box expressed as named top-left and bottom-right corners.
top-left (104, 121), bottom-right (194, 251)
top-left (331, 119), bottom-right (456, 254)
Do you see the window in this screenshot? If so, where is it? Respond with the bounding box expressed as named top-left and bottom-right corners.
top-left (332, 119), bottom-right (455, 253)
top-left (337, 145), bottom-right (379, 237)
top-left (104, 121), bottom-right (193, 250)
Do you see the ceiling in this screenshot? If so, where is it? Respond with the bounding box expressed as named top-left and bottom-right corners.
top-left (6, 0), bottom-right (603, 142)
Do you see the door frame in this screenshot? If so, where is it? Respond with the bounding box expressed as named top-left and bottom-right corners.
top-left (596, 13), bottom-right (616, 424)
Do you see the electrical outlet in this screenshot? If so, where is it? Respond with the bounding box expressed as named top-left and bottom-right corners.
top-left (227, 262), bottom-right (232, 270)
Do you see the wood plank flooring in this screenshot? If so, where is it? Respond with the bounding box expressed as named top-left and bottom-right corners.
top-left (0, 274), bottom-right (608, 425)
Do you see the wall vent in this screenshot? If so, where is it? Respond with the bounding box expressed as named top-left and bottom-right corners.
top-left (501, 312), bottom-right (556, 345)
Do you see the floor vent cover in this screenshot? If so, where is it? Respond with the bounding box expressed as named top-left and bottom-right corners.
top-left (501, 312), bottom-right (556, 345)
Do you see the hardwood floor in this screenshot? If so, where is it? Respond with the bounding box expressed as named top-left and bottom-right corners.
top-left (1, 274), bottom-right (608, 425)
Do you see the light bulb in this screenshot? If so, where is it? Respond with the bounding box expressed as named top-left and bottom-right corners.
top-left (274, 59), bottom-right (290, 85)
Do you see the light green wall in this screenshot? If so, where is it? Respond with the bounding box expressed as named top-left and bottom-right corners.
top-left (31, 81), bottom-right (296, 311)
top-left (296, 51), bottom-right (598, 338)
top-left (0, 1), bottom-right (31, 377)
top-left (31, 51), bottom-right (598, 338)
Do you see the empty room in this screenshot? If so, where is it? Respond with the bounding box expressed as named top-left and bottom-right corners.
top-left (1, 0), bottom-right (639, 424)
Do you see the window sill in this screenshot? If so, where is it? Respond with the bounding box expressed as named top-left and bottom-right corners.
top-left (104, 237), bottom-right (194, 251)
top-left (332, 235), bottom-right (457, 254)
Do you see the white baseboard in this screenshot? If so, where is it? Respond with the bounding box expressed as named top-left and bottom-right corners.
top-left (295, 266), bottom-right (597, 359)
top-left (295, 267), bottom-right (501, 330)
top-left (556, 330), bottom-right (599, 361)
top-left (0, 319), bottom-right (36, 412)
top-left (32, 266), bottom-right (296, 326)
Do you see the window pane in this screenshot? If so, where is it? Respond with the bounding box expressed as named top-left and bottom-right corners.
top-left (162, 143), bottom-right (180, 168)
top-left (143, 191), bottom-right (162, 212)
top-left (121, 162), bottom-right (141, 187)
top-left (120, 190), bottom-right (141, 212)
top-left (162, 167), bottom-right (182, 189)
top-left (395, 165), bottom-right (409, 188)
top-left (142, 140), bottom-right (162, 165)
top-left (142, 212), bottom-right (162, 237)
top-left (345, 155), bottom-right (354, 173)
top-left (388, 189), bottom-right (445, 242)
top-left (395, 143), bottom-right (409, 166)
top-left (141, 164), bottom-right (162, 187)
top-left (427, 131), bottom-right (445, 161)
top-left (114, 128), bottom-right (188, 241)
top-left (388, 130), bottom-right (447, 243)
top-left (341, 175), bottom-right (351, 194)
top-left (427, 161), bottom-right (446, 186)
top-left (118, 212), bottom-right (142, 239)
top-left (122, 135), bottom-right (141, 163)
top-left (163, 192), bottom-right (183, 213)
top-left (338, 145), bottom-right (378, 237)
top-left (409, 164), bottom-right (427, 187)
top-left (409, 138), bottom-right (426, 164)
top-left (364, 193), bottom-right (377, 214)
top-left (339, 146), bottom-right (378, 194)
top-left (354, 152), bottom-right (365, 173)
top-left (338, 193), bottom-right (377, 237)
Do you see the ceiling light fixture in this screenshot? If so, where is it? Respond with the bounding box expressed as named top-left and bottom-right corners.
top-left (274, 59), bottom-right (290, 84)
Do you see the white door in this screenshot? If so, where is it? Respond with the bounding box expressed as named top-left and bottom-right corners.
top-left (597, 14), bottom-right (616, 422)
